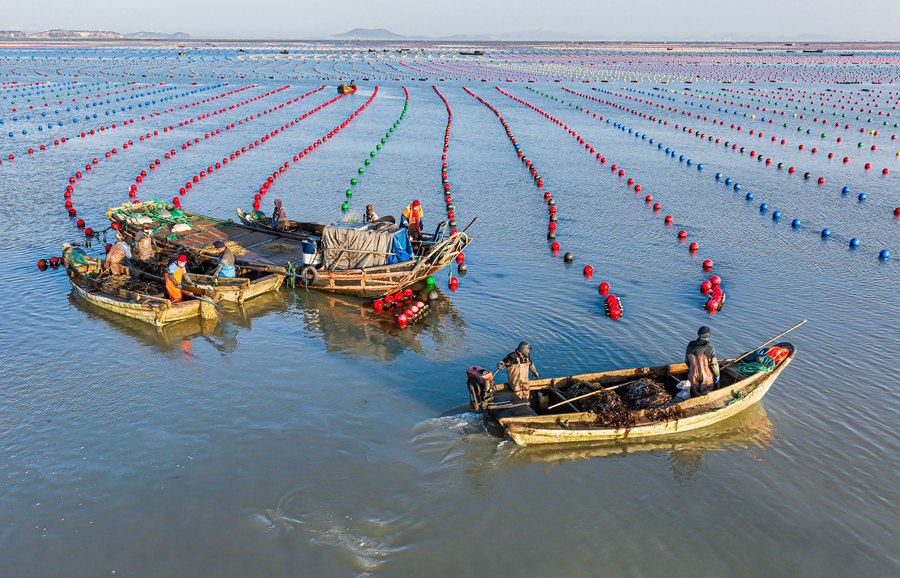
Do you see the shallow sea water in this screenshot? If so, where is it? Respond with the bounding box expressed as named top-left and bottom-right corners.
top-left (0, 43), bottom-right (897, 577)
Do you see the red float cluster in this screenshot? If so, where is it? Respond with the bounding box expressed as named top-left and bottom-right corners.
top-left (432, 86), bottom-right (465, 279)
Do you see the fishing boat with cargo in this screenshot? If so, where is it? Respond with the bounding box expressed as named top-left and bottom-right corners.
top-left (466, 332), bottom-right (799, 446)
top-left (107, 201), bottom-right (471, 298)
top-left (62, 244), bottom-right (219, 327)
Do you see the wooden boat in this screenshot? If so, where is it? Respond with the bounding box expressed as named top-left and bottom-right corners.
top-left (107, 201), bottom-right (471, 298)
top-left (62, 245), bottom-right (218, 327)
top-left (337, 83), bottom-right (358, 94)
top-left (467, 343), bottom-right (795, 445)
top-left (124, 255), bottom-right (285, 305)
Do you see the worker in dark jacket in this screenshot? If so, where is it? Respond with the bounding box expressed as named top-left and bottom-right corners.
top-left (497, 341), bottom-right (540, 399)
top-left (685, 326), bottom-right (720, 397)
top-left (211, 240), bottom-right (236, 278)
top-left (272, 199), bottom-right (287, 231)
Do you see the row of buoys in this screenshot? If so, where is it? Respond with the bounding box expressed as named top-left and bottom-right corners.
top-left (559, 86), bottom-right (893, 260)
top-left (62, 85), bottom-right (309, 237)
top-left (342, 86), bottom-right (408, 213)
top-left (465, 86), bottom-right (628, 314)
top-left (2, 82), bottom-right (239, 162)
top-left (597, 84), bottom-right (895, 177)
top-left (249, 87), bottom-right (378, 214)
top-left (524, 85), bottom-right (735, 314)
top-left (432, 86), bottom-right (466, 284)
top-left (128, 85), bottom-right (306, 204)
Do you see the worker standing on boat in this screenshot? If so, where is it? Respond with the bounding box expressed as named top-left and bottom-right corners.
top-left (496, 342), bottom-right (540, 399)
top-left (103, 233), bottom-right (132, 275)
top-left (363, 204), bottom-right (379, 224)
top-left (685, 326), bottom-right (720, 397)
top-left (401, 200), bottom-right (424, 240)
top-left (272, 199), bottom-right (287, 231)
top-left (211, 241), bottom-right (236, 278)
top-left (165, 255), bottom-right (195, 302)
top-left (133, 223), bottom-right (155, 261)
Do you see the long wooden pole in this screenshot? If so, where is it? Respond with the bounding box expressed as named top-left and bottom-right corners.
top-left (721, 319), bottom-right (807, 370)
top-left (547, 379), bottom-right (639, 411)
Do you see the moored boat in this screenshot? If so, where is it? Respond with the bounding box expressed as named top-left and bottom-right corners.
top-left (466, 343), bottom-right (796, 445)
top-left (107, 201), bottom-right (472, 298)
top-left (62, 245), bottom-right (219, 327)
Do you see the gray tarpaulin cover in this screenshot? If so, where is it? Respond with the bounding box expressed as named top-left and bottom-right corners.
top-left (322, 222), bottom-right (397, 269)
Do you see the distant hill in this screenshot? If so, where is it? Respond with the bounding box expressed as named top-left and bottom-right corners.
top-left (124, 31), bottom-right (191, 40)
top-left (332, 28), bottom-right (415, 40)
top-left (30, 29), bottom-right (122, 39)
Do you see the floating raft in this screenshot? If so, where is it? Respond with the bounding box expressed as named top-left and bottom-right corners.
top-left (107, 201), bottom-right (471, 298)
top-left (469, 343), bottom-right (795, 445)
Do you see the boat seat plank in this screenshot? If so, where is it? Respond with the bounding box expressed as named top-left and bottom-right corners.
top-left (489, 389), bottom-right (537, 419)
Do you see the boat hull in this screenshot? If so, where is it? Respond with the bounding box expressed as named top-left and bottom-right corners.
top-left (493, 347), bottom-right (795, 445)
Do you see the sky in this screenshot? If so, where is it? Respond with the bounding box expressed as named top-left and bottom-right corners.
top-left (2, 0), bottom-right (899, 41)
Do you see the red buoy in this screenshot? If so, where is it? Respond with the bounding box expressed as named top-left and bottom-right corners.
top-left (598, 282), bottom-right (610, 296)
top-left (710, 275), bottom-right (722, 286)
top-left (700, 280), bottom-right (712, 295)
top-left (583, 265), bottom-right (594, 277)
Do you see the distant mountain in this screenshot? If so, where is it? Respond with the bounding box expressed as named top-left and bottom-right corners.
top-left (333, 28), bottom-right (414, 40)
top-left (30, 29), bottom-right (122, 39)
top-left (124, 31), bottom-right (191, 40)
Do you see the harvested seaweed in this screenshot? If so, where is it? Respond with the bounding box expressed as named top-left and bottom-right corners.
top-left (621, 379), bottom-right (672, 410)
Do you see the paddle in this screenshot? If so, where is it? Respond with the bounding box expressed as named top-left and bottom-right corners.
top-left (720, 319), bottom-right (807, 370)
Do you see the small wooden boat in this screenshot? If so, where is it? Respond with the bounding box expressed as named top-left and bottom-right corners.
top-left (124, 256), bottom-right (284, 305)
top-left (467, 343), bottom-right (796, 445)
top-left (62, 245), bottom-right (218, 327)
top-left (337, 82), bottom-right (358, 94)
top-left (108, 201), bottom-right (472, 298)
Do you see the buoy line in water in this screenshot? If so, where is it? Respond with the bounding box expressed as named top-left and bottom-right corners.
top-left (464, 86), bottom-right (628, 317)
top-left (60, 84), bottom-right (268, 236)
top-left (554, 86), bottom-right (891, 259)
top-left (340, 86), bottom-right (409, 215)
top-left (247, 87), bottom-right (380, 216)
top-left (498, 86), bottom-right (728, 313)
top-left (432, 86), bottom-right (466, 291)
top-left (1, 82), bottom-right (232, 165)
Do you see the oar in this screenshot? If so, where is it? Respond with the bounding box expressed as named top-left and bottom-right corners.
top-left (721, 319), bottom-right (807, 370)
top-left (547, 378), bottom-right (641, 410)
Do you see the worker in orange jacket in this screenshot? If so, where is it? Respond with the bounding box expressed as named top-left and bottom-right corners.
top-left (164, 254), bottom-right (195, 302)
top-left (401, 199), bottom-right (424, 240)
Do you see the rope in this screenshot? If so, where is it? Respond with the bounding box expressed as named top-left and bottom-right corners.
top-left (736, 355), bottom-right (776, 377)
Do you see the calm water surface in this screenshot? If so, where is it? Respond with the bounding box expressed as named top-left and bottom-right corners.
top-left (0, 44), bottom-right (897, 577)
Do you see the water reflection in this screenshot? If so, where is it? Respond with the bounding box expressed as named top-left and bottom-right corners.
top-left (289, 289), bottom-right (467, 361)
top-left (507, 404), bottom-right (776, 482)
top-left (67, 285), bottom-right (466, 361)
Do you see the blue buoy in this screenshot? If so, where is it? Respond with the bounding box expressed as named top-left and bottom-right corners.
top-left (791, 218), bottom-right (801, 228)
top-left (725, 177), bottom-right (733, 185)
top-left (697, 163), bottom-right (703, 170)
top-left (821, 228), bottom-right (831, 237)
top-left (715, 172), bottom-right (722, 180)
top-left (679, 155), bottom-right (685, 161)
top-left (760, 202), bottom-right (768, 211)
top-left (842, 185), bottom-right (851, 194)
top-left (745, 192), bottom-right (754, 200)
top-left (665, 147), bottom-right (671, 154)
top-left (858, 193), bottom-right (866, 202)
top-left (879, 249), bottom-right (891, 260)
top-left (734, 183), bottom-right (742, 190)
top-left (849, 238), bottom-right (860, 247)
top-left (773, 210), bottom-right (782, 220)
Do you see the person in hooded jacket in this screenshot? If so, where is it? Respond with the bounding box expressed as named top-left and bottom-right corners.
top-left (496, 341), bottom-right (540, 400)
top-left (685, 326), bottom-right (720, 397)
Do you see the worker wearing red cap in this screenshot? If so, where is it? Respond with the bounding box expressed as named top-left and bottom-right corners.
top-left (165, 254), bottom-right (195, 302)
top-left (401, 199), bottom-right (424, 240)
